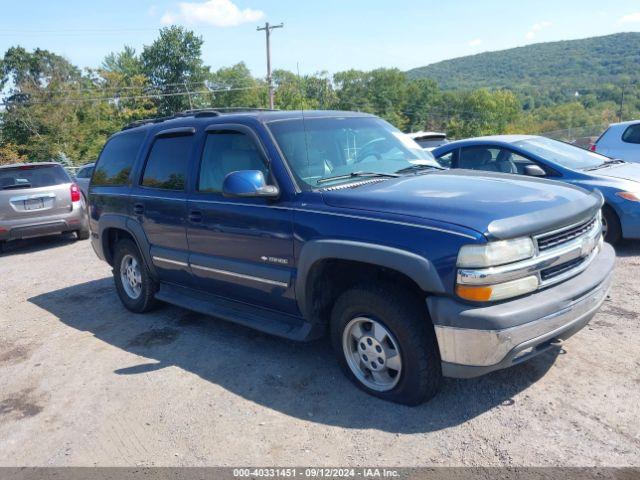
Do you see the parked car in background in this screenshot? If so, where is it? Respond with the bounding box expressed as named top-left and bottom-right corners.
top-left (0, 162), bottom-right (90, 252)
top-left (407, 131), bottom-right (448, 150)
top-left (74, 162), bottom-right (95, 200)
top-left (89, 109), bottom-right (613, 405)
top-left (432, 135), bottom-right (640, 244)
top-left (591, 120), bottom-right (640, 163)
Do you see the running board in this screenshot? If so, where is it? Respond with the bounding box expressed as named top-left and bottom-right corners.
top-left (155, 283), bottom-right (318, 341)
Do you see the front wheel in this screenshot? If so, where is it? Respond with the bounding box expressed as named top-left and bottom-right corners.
top-left (113, 239), bottom-right (159, 313)
top-left (602, 206), bottom-right (621, 244)
top-left (330, 284), bottom-right (442, 406)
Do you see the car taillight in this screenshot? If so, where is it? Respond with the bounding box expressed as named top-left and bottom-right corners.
top-left (589, 144), bottom-right (597, 152)
top-left (70, 183), bottom-right (81, 202)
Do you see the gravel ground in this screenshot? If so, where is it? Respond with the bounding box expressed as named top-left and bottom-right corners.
top-left (0, 235), bottom-right (639, 467)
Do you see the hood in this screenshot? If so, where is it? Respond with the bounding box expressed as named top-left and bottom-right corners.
top-left (589, 163), bottom-right (640, 183)
top-left (321, 170), bottom-right (603, 240)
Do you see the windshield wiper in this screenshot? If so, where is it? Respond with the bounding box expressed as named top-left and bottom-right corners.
top-left (316, 171), bottom-right (399, 185)
top-left (395, 164), bottom-right (446, 174)
top-left (584, 159), bottom-right (625, 171)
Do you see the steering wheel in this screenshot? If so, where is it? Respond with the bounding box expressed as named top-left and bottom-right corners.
top-left (354, 138), bottom-right (386, 164)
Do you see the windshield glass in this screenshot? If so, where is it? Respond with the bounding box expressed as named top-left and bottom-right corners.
top-left (514, 137), bottom-right (608, 170)
top-left (268, 116), bottom-right (440, 187)
top-left (0, 164), bottom-right (70, 190)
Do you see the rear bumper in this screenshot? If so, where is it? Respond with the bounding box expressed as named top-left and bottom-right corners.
top-left (428, 243), bottom-right (615, 378)
top-left (0, 204), bottom-right (88, 242)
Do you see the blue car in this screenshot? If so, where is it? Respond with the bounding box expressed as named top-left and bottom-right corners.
top-left (432, 135), bottom-right (640, 244)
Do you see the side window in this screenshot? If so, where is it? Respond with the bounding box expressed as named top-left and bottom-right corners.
top-left (77, 166), bottom-right (94, 179)
top-left (141, 134), bottom-right (192, 190)
top-left (198, 130), bottom-right (269, 193)
top-left (622, 124), bottom-right (640, 144)
top-left (436, 151), bottom-right (456, 168)
top-left (459, 146), bottom-right (532, 174)
top-left (93, 132), bottom-right (145, 186)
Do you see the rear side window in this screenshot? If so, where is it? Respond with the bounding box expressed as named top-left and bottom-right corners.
top-left (141, 134), bottom-right (192, 190)
top-left (0, 164), bottom-right (70, 190)
top-left (93, 132), bottom-right (145, 186)
top-left (622, 124), bottom-right (640, 144)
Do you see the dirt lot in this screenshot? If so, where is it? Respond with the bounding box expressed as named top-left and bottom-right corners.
top-left (0, 235), bottom-right (639, 467)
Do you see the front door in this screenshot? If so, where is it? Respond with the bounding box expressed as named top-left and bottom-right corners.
top-left (131, 128), bottom-right (194, 285)
top-left (186, 126), bottom-right (297, 314)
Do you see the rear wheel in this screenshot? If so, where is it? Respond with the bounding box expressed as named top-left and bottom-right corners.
top-left (113, 239), bottom-right (159, 313)
top-left (330, 283), bottom-right (442, 406)
top-left (602, 205), bottom-right (621, 244)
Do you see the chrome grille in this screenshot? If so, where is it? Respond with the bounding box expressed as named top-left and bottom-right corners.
top-left (540, 257), bottom-right (586, 281)
top-left (536, 217), bottom-right (597, 251)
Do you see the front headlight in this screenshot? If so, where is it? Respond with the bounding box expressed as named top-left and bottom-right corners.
top-left (457, 237), bottom-right (535, 268)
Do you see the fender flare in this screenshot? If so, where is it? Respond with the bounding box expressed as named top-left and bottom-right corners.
top-left (98, 215), bottom-right (157, 278)
top-left (295, 239), bottom-right (445, 318)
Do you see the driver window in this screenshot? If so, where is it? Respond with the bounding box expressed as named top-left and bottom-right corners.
top-left (198, 130), bottom-right (270, 193)
top-left (460, 146), bottom-right (532, 174)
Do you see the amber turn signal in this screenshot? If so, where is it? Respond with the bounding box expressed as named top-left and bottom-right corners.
top-left (455, 284), bottom-right (493, 302)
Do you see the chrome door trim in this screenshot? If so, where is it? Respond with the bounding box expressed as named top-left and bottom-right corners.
top-left (191, 263), bottom-right (288, 288)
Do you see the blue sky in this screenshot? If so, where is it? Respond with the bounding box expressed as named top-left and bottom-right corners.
top-left (1, 0), bottom-right (640, 77)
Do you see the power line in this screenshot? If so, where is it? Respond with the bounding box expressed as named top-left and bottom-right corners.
top-left (0, 85), bottom-right (268, 107)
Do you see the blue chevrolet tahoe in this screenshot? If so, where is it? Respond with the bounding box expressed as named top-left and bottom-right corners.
top-left (89, 109), bottom-right (615, 405)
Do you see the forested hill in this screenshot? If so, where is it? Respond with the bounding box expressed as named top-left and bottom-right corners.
top-left (406, 32), bottom-right (640, 90)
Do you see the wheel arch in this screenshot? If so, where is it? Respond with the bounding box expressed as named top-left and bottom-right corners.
top-left (98, 215), bottom-right (157, 278)
top-left (296, 240), bottom-right (445, 325)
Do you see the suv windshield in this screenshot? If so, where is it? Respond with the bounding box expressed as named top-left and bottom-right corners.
top-left (268, 116), bottom-right (440, 187)
top-left (514, 137), bottom-right (609, 170)
top-left (0, 164), bottom-right (70, 190)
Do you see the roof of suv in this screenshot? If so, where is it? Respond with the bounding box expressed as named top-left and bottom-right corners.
top-left (121, 108), bottom-right (375, 132)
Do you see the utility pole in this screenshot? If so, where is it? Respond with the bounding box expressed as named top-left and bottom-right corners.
top-left (257, 22), bottom-right (283, 109)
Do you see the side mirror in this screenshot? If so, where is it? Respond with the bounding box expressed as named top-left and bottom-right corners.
top-left (222, 170), bottom-right (279, 198)
top-left (524, 165), bottom-right (546, 177)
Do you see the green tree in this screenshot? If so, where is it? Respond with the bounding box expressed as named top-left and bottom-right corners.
top-left (141, 26), bottom-right (209, 115)
top-left (208, 62), bottom-right (266, 108)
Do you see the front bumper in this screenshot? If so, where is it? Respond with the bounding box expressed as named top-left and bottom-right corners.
top-left (428, 243), bottom-right (615, 378)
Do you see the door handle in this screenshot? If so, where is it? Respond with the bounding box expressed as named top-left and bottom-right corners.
top-left (133, 203), bottom-right (144, 215)
top-left (189, 210), bottom-right (203, 223)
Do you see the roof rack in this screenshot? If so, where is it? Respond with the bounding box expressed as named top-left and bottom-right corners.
top-left (121, 107), bottom-right (278, 131)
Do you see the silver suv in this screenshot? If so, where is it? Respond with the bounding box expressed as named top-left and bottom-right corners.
top-left (0, 162), bottom-right (90, 252)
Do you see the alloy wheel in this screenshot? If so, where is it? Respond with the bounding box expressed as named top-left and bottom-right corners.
top-left (342, 317), bottom-right (402, 392)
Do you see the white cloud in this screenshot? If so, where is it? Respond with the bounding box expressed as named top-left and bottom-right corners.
top-left (619, 12), bottom-right (640, 24)
top-left (525, 21), bottom-right (552, 40)
top-left (161, 0), bottom-right (265, 27)
top-left (467, 38), bottom-right (482, 47)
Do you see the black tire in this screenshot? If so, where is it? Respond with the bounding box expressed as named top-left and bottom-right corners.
top-left (112, 238), bottom-right (159, 313)
top-left (76, 228), bottom-right (90, 240)
top-left (602, 205), bottom-right (621, 245)
top-left (330, 283), bottom-right (442, 406)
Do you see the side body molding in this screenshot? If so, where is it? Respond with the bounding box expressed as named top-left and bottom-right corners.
top-left (295, 239), bottom-right (445, 317)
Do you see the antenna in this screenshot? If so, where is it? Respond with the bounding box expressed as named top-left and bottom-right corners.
top-left (297, 62), bottom-right (311, 175)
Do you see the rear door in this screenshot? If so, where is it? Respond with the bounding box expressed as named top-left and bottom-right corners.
top-left (0, 164), bottom-right (73, 225)
top-left (130, 127), bottom-right (194, 285)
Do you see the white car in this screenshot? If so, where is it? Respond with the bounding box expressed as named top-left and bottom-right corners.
top-left (407, 131), bottom-right (448, 150)
top-left (591, 120), bottom-right (640, 163)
